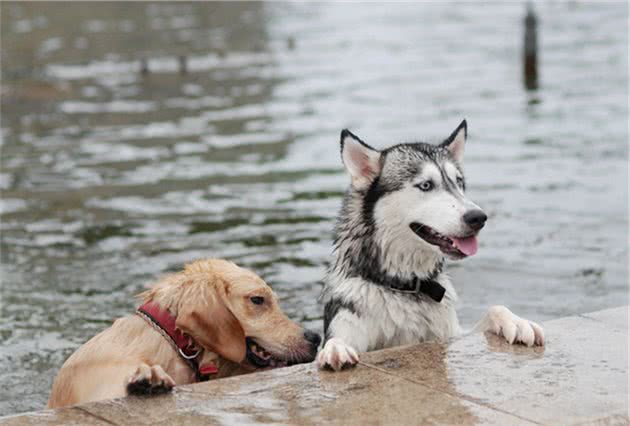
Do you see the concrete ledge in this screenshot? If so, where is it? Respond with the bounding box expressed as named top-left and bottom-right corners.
top-left (1, 306), bottom-right (628, 425)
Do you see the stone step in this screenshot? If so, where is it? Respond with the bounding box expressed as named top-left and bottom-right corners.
top-left (1, 306), bottom-right (627, 425)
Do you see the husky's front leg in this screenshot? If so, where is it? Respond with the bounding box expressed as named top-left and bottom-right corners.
top-left (317, 310), bottom-right (368, 371)
top-left (474, 305), bottom-right (545, 346)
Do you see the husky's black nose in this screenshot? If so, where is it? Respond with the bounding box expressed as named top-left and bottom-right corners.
top-left (304, 330), bottom-right (322, 348)
top-left (463, 209), bottom-right (487, 231)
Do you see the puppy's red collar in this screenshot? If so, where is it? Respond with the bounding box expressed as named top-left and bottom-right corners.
top-left (136, 301), bottom-right (218, 380)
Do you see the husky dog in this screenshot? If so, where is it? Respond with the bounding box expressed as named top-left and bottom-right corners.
top-left (317, 120), bottom-right (545, 371)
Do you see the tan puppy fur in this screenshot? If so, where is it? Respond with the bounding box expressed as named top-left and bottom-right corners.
top-left (48, 259), bottom-right (315, 408)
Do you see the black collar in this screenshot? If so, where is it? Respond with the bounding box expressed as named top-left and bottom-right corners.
top-left (366, 260), bottom-right (446, 303)
top-left (386, 274), bottom-right (446, 302)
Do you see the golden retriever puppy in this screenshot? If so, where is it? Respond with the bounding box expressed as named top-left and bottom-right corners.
top-left (48, 258), bottom-right (321, 408)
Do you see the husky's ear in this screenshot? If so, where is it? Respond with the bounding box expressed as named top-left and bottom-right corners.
top-left (340, 129), bottom-right (382, 189)
top-left (441, 119), bottom-right (467, 164)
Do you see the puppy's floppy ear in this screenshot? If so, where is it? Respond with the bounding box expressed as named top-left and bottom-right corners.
top-left (176, 290), bottom-right (246, 364)
top-left (441, 119), bottom-right (467, 164)
top-left (340, 129), bottom-right (382, 190)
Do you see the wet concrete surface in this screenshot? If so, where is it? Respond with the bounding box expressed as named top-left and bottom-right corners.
top-left (1, 306), bottom-right (627, 425)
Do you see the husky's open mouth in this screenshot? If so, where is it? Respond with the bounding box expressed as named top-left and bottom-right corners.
top-left (245, 337), bottom-right (290, 368)
top-left (410, 223), bottom-right (478, 259)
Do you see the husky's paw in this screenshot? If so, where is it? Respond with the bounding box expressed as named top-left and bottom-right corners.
top-left (483, 305), bottom-right (545, 347)
top-left (316, 338), bottom-right (360, 371)
top-left (127, 364), bottom-right (176, 395)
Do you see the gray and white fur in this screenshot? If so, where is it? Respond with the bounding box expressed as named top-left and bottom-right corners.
top-left (317, 120), bottom-right (544, 371)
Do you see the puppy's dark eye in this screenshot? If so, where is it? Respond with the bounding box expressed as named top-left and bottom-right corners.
top-left (456, 176), bottom-right (464, 187)
top-left (416, 181), bottom-right (434, 192)
top-left (250, 296), bottom-right (265, 305)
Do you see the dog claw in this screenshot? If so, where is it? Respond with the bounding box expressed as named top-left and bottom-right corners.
top-left (317, 338), bottom-right (359, 371)
top-left (127, 364), bottom-right (175, 395)
top-left (483, 305), bottom-right (545, 347)
top-left (530, 320), bottom-right (545, 346)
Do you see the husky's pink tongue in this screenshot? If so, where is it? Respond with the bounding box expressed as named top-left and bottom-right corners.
top-left (451, 236), bottom-right (478, 256)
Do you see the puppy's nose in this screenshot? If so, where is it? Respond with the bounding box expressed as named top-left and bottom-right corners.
top-left (463, 209), bottom-right (487, 231)
top-left (304, 330), bottom-right (322, 348)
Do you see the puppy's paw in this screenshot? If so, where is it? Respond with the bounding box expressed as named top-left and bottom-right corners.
top-left (127, 364), bottom-right (176, 395)
top-left (316, 338), bottom-right (359, 371)
top-left (483, 305), bottom-right (545, 347)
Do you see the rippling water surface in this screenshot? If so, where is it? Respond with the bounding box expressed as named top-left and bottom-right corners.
top-left (1, 2), bottom-right (627, 416)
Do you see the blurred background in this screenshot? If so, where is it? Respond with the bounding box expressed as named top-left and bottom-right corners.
top-left (0, 1), bottom-right (627, 416)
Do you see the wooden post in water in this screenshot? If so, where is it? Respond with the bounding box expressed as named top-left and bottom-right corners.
top-left (287, 36), bottom-right (296, 51)
top-left (140, 57), bottom-right (149, 75)
top-left (523, 2), bottom-right (538, 90)
top-left (178, 55), bottom-right (187, 74)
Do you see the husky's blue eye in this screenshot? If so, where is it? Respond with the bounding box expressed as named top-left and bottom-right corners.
top-left (417, 181), bottom-right (434, 191)
top-left (250, 296), bottom-right (265, 305)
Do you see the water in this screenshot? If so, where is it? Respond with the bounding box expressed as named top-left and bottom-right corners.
top-left (0, 1), bottom-right (627, 416)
